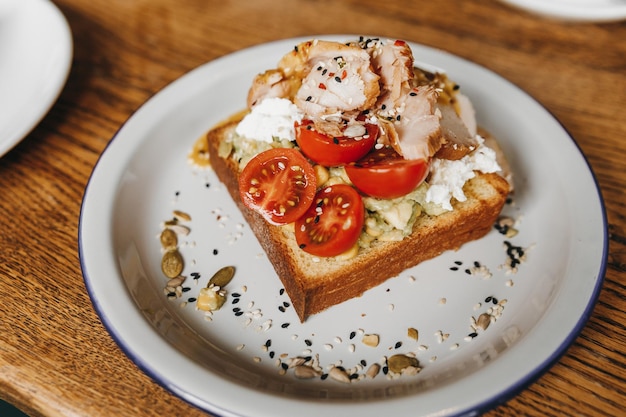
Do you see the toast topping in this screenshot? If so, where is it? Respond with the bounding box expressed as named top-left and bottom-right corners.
top-left (219, 38), bottom-right (509, 258)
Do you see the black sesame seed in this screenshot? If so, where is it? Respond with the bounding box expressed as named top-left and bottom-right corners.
top-left (333, 137), bottom-right (339, 144)
top-left (299, 243), bottom-right (306, 249)
top-left (350, 331), bottom-right (356, 339)
top-left (182, 287), bottom-right (191, 292)
top-left (305, 339), bottom-right (312, 346)
top-left (281, 322), bottom-right (290, 328)
top-left (191, 272), bottom-right (200, 279)
top-left (474, 261), bottom-right (481, 268)
top-left (395, 341), bottom-right (402, 349)
top-left (269, 351), bottom-right (275, 359)
top-left (453, 84), bottom-right (460, 90)
top-left (213, 249), bottom-right (219, 255)
top-left (485, 296), bottom-right (493, 303)
top-left (232, 292), bottom-right (241, 298)
top-left (167, 292), bottom-right (176, 297)
top-left (306, 96), bottom-right (312, 102)
top-left (304, 356), bottom-right (312, 362)
top-left (187, 297), bottom-right (196, 303)
top-left (278, 305), bottom-right (285, 312)
top-left (349, 373), bottom-right (359, 380)
top-left (465, 269), bottom-right (472, 275)
top-left (469, 332), bottom-right (478, 338)
top-left (321, 373), bottom-right (329, 380)
top-left (335, 76), bottom-right (342, 83)
top-left (265, 339), bottom-right (272, 347)
top-left (235, 311), bottom-right (244, 316)
top-left (279, 288), bottom-right (285, 295)
top-left (233, 307), bottom-right (241, 313)
top-left (492, 297), bottom-right (499, 304)
top-left (450, 266), bottom-right (459, 271)
top-left (175, 191), bottom-right (180, 196)
top-left (232, 298), bottom-right (240, 304)
top-left (360, 359), bottom-right (367, 367)
top-left (205, 182), bottom-right (211, 188)
top-left (281, 362), bottom-right (289, 370)
top-left (381, 104), bottom-right (386, 110)
top-left (409, 91), bottom-right (417, 96)
top-left (382, 366), bottom-right (389, 375)
top-left (396, 115), bottom-right (401, 121)
top-left (454, 261), bottom-right (463, 265)
top-left (314, 215), bottom-right (320, 224)
top-left (322, 69), bottom-right (328, 75)
top-left (283, 301), bottom-right (290, 308)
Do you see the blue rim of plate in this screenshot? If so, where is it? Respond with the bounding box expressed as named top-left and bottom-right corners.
top-left (79, 35), bottom-right (608, 417)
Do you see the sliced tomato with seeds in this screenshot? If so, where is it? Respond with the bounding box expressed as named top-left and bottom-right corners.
top-left (295, 119), bottom-right (378, 166)
top-left (238, 148), bottom-right (317, 225)
top-left (295, 184), bottom-right (365, 257)
top-left (345, 146), bottom-right (430, 199)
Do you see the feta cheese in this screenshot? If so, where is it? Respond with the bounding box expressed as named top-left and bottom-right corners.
top-left (235, 97), bottom-right (303, 143)
top-left (426, 135), bottom-right (501, 211)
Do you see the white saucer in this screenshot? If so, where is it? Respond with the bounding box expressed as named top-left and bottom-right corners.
top-left (0, 0), bottom-right (73, 157)
top-left (500, 0), bottom-right (626, 21)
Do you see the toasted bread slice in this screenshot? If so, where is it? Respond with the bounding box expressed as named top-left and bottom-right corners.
top-left (207, 121), bottom-right (510, 321)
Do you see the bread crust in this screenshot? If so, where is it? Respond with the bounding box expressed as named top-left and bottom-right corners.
top-left (207, 121), bottom-right (510, 321)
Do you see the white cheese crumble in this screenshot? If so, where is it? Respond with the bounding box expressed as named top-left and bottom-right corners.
top-left (426, 135), bottom-right (501, 211)
top-left (235, 97), bottom-right (304, 143)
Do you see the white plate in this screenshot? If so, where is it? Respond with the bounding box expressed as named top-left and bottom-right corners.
top-left (0, 0), bottom-right (72, 157)
top-left (79, 36), bottom-right (607, 417)
top-left (499, 0), bottom-right (626, 21)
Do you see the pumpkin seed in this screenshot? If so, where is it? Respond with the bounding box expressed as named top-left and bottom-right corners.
top-left (387, 354), bottom-right (419, 374)
top-left (173, 210), bottom-right (192, 222)
top-left (161, 249), bottom-right (184, 278)
top-left (208, 265), bottom-right (236, 288)
top-left (160, 228), bottom-right (178, 249)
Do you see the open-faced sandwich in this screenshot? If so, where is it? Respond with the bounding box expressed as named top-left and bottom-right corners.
top-left (206, 37), bottom-right (512, 321)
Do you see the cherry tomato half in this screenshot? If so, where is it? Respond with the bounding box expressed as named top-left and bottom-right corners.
top-left (345, 147), bottom-right (430, 199)
top-left (295, 184), bottom-right (365, 257)
top-left (238, 148), bottom-right (317, 225)
top-left (295, 120), bottom-right (378, 166)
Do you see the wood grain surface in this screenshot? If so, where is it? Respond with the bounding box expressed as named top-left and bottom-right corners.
top-left (1, 0), bottom-right (624, 416)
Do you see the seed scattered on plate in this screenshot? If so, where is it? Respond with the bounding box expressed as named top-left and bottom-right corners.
top-left (160, 228), bottom-right (178, 249)
top-left (362, 334), bottom-right (379, 347)
top-left (161, 249), bottom-right (184, 278)
top-left (387, 354), bottom-right (420, 374)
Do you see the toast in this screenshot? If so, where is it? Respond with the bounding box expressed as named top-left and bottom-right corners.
top-left (207, 120), bottom-right (511, 321)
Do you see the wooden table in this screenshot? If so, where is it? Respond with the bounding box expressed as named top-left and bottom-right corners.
top-left (1, 0), bottom-right (624, 416)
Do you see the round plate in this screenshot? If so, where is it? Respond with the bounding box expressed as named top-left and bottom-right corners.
top-left (79, 36), bottom-right (607, 417)
top-left (0, 0), bottom-right (72, 157)
top-left (499, 0), bottom-right (626, 21)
